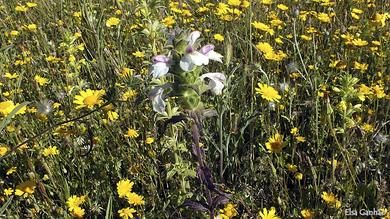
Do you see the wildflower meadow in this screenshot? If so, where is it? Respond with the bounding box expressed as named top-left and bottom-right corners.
top-left (1, 0), bottom-right (389, 218)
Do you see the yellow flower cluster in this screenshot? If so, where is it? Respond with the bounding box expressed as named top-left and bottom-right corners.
top-left (0, 101), bottom-right (27, 117)
top-left (215, 0), bottom-right (250, 21)
top-left (13, 180), bottom-right (37, 198)
top-left (117, 179), bottom-right (145, 219)
top-left (301, 209), bottom-right (314, 219)
top-left (169, 1), bottom-right (194, 23)
top-left (217, 203), bottom-right (238, 218)
top-left (0, 0), bottom-right (389, 217)
top-left (321, 192), bottom-right (341, 209)
top-left (252, 21), bottom-right (275, 35)
top-left (256, 42), bottom-right (286, 61)
top-left (66, 195), bottom-right (87, 218)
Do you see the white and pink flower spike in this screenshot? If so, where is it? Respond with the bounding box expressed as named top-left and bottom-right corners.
top-left (180, 31), bottom-right (223, 72)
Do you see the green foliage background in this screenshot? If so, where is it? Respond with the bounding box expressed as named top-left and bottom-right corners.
top-left (0, 0), bottom-right (389, 218)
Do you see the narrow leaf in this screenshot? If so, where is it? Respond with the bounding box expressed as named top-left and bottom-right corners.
top-left (105, 195), bottom-right (113, 219)
top-left (0, 101), bottom-right (30, 133)
top-left (0, 195), bottom-right (13, 214)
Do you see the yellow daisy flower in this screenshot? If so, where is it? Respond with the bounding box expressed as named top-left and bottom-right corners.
top-left (124, 128), bottom-right (139, 138)
top-left (132, 51), bottom-right (145, 58)
top-left (42, 146), bottom-right (59, 157)
top-left (214, 34), bottom-right (225, 42)
top-left (118, 207), bottom-right (136, 219)
top-left (106, 17), bottom-right (120, 27)
top-left (126, 192), bottom-right (145, 205)
top-left (301, 209), bottom-right (314, 219)
top-left (265, 133), bottom-right (284, 153)
top-left (259, 207), bottom-right (280, 219)
top-left (73, 89), bottom-right (105, 109)
top-left (255, 84), bottom-right (281, 102)
top-left (117, 179), bottom-right (134, 198)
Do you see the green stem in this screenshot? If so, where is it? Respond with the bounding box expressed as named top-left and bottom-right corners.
top-left (166, 101), bottom-right (179, 164)
top-left (219, 109), bottom-right (224, 179)
top-left (292, 19), bottom-right (313, 90)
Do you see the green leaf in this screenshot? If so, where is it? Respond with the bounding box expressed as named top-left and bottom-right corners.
top-left (0, 195), bottom-right (13, 215)
top-left (326, 101), bottom-right (334, 115)
top-left (182, 169), bottom-right (196, 178)
top-left (166, 168), bottom-right (177, 180)
top-left (105, 195), bottom-right (113, 219)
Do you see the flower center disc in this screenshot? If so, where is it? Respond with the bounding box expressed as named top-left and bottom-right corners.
top-left (83, 95), bottom-right (98, 106)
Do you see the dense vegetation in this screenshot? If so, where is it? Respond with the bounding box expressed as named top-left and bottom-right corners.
top-left (0, 0), bottom-right (389, 218)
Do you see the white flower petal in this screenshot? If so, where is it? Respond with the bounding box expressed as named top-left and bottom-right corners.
top-left (188, 31), bottom-right (201, 47)
top-left (200, 72), bottom-right (226, 82)
top-left (189, 51), bottom-right (209, 66)
top-left (150, 62), bottom-right (170, 78)
top-left (209, 79), bottom-right (224, 95)
top-left (152, 55), bottom-right (170, 63)
top-left (180, 54), bottom-right (195, 71)
top-left (200, 73), bottom-right (226, 95)
top-left (205, 50), bottom-right (223, 63)
top-left (148, 87), bottom-right (166, 113)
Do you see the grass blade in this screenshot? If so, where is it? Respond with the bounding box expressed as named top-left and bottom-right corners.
top-left (105, 195), bottom-right (113, 219)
